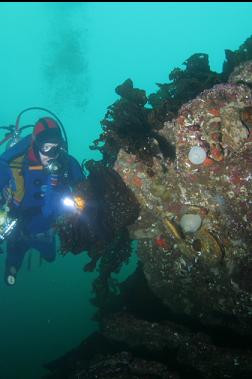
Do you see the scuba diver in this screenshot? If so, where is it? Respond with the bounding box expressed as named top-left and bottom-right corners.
top-left (0, 109), bottom-right (84, 286)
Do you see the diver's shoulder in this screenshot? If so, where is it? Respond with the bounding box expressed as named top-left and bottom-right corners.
top-left (66, 153), bottom-right (85, 180)
top-left (67, 153), bottom-right (81, 166)
top-left (0, 135), bottom-right (32, 162)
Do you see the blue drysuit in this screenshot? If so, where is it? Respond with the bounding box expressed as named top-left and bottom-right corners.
top-left (0, 135), bottom-right (84, 278)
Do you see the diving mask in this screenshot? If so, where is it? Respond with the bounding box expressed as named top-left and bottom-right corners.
top-left (39, 143), bottom-right (62, 158)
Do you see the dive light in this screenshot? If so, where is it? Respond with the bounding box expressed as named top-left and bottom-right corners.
top-left (62, 196), bottom-right (85, 212)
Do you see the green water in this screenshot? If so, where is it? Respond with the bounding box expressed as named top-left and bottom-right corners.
top-left (0, 2), bottom-right (251, 378)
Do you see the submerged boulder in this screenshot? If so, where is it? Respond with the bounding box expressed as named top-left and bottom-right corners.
top-left (114, 62), bottom-right (252, 330)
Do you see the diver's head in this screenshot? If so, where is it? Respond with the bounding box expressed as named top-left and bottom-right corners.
top-left (31, 117), bottom-right (65, 166)
top-left (39, 144), bottom-right (60, 167)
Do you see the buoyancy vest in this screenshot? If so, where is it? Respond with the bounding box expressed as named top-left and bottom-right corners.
top-left (0, 135), bottom-right (32, 206)
top-left (9, 154), bottom-right (25, 205)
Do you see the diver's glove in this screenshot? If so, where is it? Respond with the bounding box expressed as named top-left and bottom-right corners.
top-left (42, 173), bottom-right (77, 219)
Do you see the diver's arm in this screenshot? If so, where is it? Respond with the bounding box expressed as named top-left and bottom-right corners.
top-left (41, 155), bottom-right (84, 218)
top-left (0, 160), bottom-right (15, 193)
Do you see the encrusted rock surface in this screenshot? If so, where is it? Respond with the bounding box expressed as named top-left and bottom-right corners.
top-left (114, 65), bottom-right (252, 328)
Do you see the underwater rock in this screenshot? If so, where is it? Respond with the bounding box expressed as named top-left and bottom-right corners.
top-left (44, 330), bottom-right (180, 379)
top-left (102, 313), bottom-right (252, 379)
top-left (78, 352), bottom-right (178, 379)
top-left (113, 65), bottom-right (252, 331)
top-left (228, 60), bottom-right (252, 86)
top-left (102, 312), bottom-right (211, 352)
